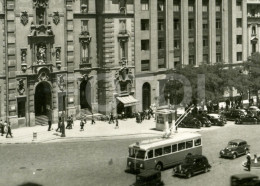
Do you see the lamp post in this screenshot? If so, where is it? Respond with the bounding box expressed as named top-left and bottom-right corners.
top-left (61, 111), bottom-right (66, 137)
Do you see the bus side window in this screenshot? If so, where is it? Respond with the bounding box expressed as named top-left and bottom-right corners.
top-left (195, 138), bottom-right (201, 146)
top-left (148, 150), bottom-right (154, 159)
top-left (163, 146), bottom-right (171, 154)
top-left (172, 144), bottom-right (177, 152)
top-left (186, 140), bottom-right (193, 148)
top-left (155, 148), bottom-right (163, 157)
top-left (178, 142), bottom-right (186, 151)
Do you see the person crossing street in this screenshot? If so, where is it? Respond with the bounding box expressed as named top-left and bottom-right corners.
top-left (6, 122), bottom-right (13, 138)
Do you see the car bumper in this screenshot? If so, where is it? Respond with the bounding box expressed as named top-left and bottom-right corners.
top-left (173, 171), bottom-right (187, 177)
top-left (220, 152), bottom-right (233, 158)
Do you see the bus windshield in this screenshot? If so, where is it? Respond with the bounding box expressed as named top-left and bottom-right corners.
top-left (129, 148), bottom-right (146, 159)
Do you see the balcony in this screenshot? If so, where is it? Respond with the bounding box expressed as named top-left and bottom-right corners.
top-left (81, 4), bottom-right (88, 13)
top-left (216, 12), bottom-right (222, 18)
top-left (174, 30), bottom-right (180, 37)
top-left (80, 57), bottom-right (92, 68)
top-left (202, 12), bottom-right (208, 19)
top-left (174, 49), bottom-right (180, 56)
top-left (79, 30), bottom-right (92, 44)
top-left (173, 12), bottom-right (180, 18)
top-left (28, 22), bottom-right (54, 44)
top-left (248, 16), bottom-right (260, 24)
top-left (118, 30), bottom-right (130, 42)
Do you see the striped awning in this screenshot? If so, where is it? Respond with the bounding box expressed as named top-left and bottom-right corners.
top-left (116, 96), bottom-right (139, 107)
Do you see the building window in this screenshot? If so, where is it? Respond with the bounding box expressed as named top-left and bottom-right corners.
top-left (216, 53), bottom-right (221, 62)
top-left (237, 52), bottom-right (242, 61)
top-left (203, 54), bottom-right (209, 64)
top-left (141, 19), bottom-right (149, 30)
top-left (81, 0), bottom-right (88, 13)
top-left (174, 19), bottom-right (180, 30)
top-left (237, 35), bottom-right (242, 44)
top-left (119, 41), bottom-right (127, 59)
top-left (203, 36), bottom-right (208, 47)
top-left (17, 97), bottom-right (26, 118)
top-left (202, 0), bottom-right (208, 12)
top-left (203, 19), bottom-right (208, 29)
top-left (216, 0), bottom-right (221, 12)
top-left (81, 42), bottom-right (90, 63)
top-left (189, 38), bottom-right (194, 49)
top-left (81, 20), bottom-right (88, 32)
top-left (158, 0), bottom-right (164, 12)
top-left (173, 0), bottom-right (180, 12)
top-left (141, 0), bottom-right (149, 10)
top-left (216, 36), bottom-right (221, 46)
top-left (141, 40), bottom-right (149, 51)
top-left (189, 19), bottom-right (194, 30)
top-left (174, 39), bottom-right (180, 49)
top-left (216, 19), bottom-right (221, 29)
top-left (36, 7), bottom-right (46, 25)
top-left (188, 0), bottom-right (194, 12)
top-left (119, 20), bottom-right (126, 33)
top-left (158, 39), bottom-right (165, 50)
top-left (236, 0), bottom-right (242, 11)
top-left (158, 19), bottom-right (164, 31)
top-left (236, 18), bottom-right (242, 28)
top-left (141, 60), bottom-right (150, 71)
top-left (189, 55), bottom-right (195, 65)
top-left (252, 43), bottom-right (256, 53)
top-left (252, 26), bottom-right (256, 35)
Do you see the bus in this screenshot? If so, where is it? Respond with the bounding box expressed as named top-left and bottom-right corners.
top-left (126, 132), bottom-right (202, 172)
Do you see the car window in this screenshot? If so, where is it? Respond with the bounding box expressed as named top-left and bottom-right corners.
top-left (155, 148), bottom-right (163, 157)
top-left (148, 150), bottom-right (153, 159)
top-left (178, 142), bottom-right (186, 151)
top-left (195, 138), bottom-right (201, 146)
top-left (163, 146), bottom-right (171, 154)
top-left (172, 144), bottom-right (177, 152)
top-left (186, 140), bottom-right (193, 149)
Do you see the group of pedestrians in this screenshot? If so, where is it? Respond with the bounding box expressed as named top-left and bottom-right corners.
top-left (80, 114), bottom-right (96, 131)
top-left (135, 108), bottom-right (154, 123)
top-left (0, 120), bottom-right (13, 138)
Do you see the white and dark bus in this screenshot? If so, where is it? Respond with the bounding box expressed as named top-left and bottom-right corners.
top-left (126, 132), bottom-right (202, 172)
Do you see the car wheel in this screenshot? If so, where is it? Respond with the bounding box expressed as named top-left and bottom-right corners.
top-left (232, 153), bottom-right (237, 159)
top-left (203, 123), bottom-right (206, 127)
top-left (155, 163), bottom-right (163, 171)
top-left (204, 167), bottom-right (209, 173)
top-left (186, 172), bottom-right (192, 178)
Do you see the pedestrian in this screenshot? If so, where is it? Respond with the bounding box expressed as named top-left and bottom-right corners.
top-left (0, 120), bottom-right (4, 136)
top-left (56, 117), bottom-right (62, 132)
top-left (121, 111), bottom-right (125, 120)
top-left (109, 112), bottom-right (114, 124)
top-left (91, 114), bottom-right (96, 125)
top-left (70, 115), bottom-right (74, 128)
top-left (47, 109), bottom-right (52, 131)
top-left (66, 116), bottom-right (71, 129)
top-left (115, 117), bottom-right (119, 129)
top-left (254, 154), bottom-right (258, 164)
top-left (6, 122), bottom-right (13, 138)
top-left (3, 120), bottom-right (7, 134)
top-left (80, 119), bottom-right (85, 131)
top-left (247, 152), bottom-right (251, 171)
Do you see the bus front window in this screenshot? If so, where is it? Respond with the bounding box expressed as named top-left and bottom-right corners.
top-left (136, 150), bottom-right (146, 159)
top-left (128, 148), bottom-right (146, 159)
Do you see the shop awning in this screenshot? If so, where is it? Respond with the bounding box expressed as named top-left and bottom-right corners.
top-left (116, 96), bottom-right (139, 107)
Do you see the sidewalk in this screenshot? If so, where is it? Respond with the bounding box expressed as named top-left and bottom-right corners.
top-left (0, 118), bottom-right (230, 144)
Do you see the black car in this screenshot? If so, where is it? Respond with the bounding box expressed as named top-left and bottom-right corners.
top-left (172, 155), bottom-right (211, 178)
top-left (231, 174), bottom-right (260, 186)
top-left (206, 113), bottom-right (226, 126)
top-left (197, 115), bottom-right (212, 127)
top-left (235, 115), bottom-right (260, 125)
top-left (178, 116), bottom-right (201, 129)
top-left (223, 109), bottom-right (246, 121)
top-left (130, 170), bottom-right (164, 186)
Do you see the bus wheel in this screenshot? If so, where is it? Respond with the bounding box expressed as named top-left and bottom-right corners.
top-left (155, 163), bottom-right (163, 171)
top-left (186, 172), bottom-right (192, 178)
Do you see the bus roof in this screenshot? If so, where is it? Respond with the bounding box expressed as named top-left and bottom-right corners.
top-left (129, 132), bottom-right (201, 151)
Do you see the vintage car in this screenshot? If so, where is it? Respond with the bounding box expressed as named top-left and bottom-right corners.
top-left (219, 139), bottom-right (250, 159)
top-left (196, 116), bottom-right (212, 127)
top-left (172, 154), bottom-right (211, 178)
top-left (231, 174), bottom-right (260, 186)
top-left (130, 170), bottom-right (164, 186)
top-left (248, 106), bottom-right (260, 116)
top-left (206, 113), bottom-right (226, 126)
top-left (235, 115), bottom-right (260, 125)
top-left (223, 109), bottom-right (247, 121)
top-left (178, 116), bottom-right (201, 129)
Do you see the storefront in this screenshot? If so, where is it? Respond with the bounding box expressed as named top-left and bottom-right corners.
top-left (116, 95), bottom-right (139, 118)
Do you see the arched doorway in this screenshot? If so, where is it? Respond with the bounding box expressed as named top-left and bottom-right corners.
top-left (142, 82), bottom-right (151, 111)
top-left (34, 82), bottom-right (52, 116)
top-left (80, 80), bottom-right (92, 111)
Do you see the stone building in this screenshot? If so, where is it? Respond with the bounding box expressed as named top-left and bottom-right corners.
top-left (0, 0), bottom-right (259, 128)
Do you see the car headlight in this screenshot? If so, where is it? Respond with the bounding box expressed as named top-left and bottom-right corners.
top-left (140, 164), bottom-right (143, 168)
top-left (128, 162), bottom-right (131, 166)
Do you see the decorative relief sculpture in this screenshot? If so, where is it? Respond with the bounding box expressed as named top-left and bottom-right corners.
top-left (52, 11), bottom-right (60, 25)
top-left (57, 74), bottom-right (65, 91)
top-left (20, 11), bottom-right (28, 26)
top-left (33, 0), bottom-right (49, 8)
top-left (17, 79), bottom-right (25, 95)
top-left (37, 44), bottom-right (47, 64)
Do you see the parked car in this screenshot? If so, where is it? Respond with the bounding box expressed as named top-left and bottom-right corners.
top-left (196, 115), bottom-right (212, 127)
top-left (172, 154), bottom-right (211, 178)
top-left (130, 170), bottom-right (164, 186)
top-left (223, 109), bottom-right (246, 121)
top-left (235, 115), bottom-right (260, 125)
top-left (231, 174), bottom-right (260, 186)
top-left (219, 139), bottom-right (250, 159)
top-left (248, 106), bottom-right (260, 116)
top-left (178, 116), bottom-right (201, 129)
top-left (206, 113), bottom-right (226, 126)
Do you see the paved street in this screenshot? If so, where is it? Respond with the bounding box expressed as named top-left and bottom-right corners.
top-left (0, 120), bottom-right (260, 186)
